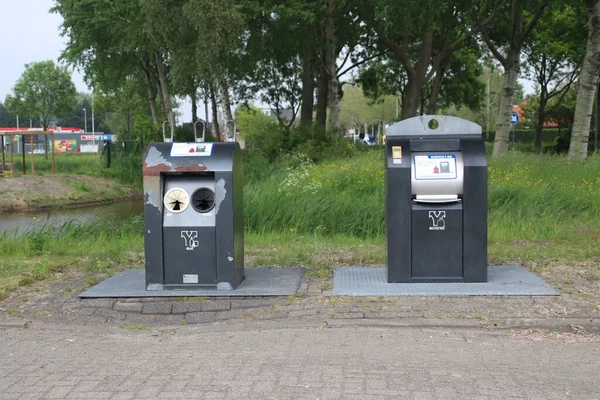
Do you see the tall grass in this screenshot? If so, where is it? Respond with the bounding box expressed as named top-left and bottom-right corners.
top-left (10, 152), bottom-right (142, 188)
top-left (0, 215), bottom-right (145, 298)
top-left (246, 151), bottom-right (600, 243)
top-left (245, 151), bottom-right (386, 237)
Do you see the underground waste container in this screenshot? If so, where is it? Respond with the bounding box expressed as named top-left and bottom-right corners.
top-left (385, 115), bottom-right (487, 283)
top-left (142, 125), bottom-right (244, 290)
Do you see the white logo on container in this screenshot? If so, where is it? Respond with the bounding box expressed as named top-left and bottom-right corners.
top-left (428, 211), bottom-right (446, 230)
top-left (181, 231), bottom-right (199, 250)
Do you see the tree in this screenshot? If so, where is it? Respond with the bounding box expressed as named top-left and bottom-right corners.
top-left (481, 0), bottom-right (549, 157)
top-left (355, 0), bottom-right (498, 119)
top-left (52, 0), bottom-right (172, 127)
top-left (5, 60), bottom-right (76, 158)
top-left (523, 2), bottom-right (586, 151)
top-left (569, 0), bottom-right (600, 161)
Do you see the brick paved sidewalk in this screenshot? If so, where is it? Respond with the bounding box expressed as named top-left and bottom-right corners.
top-left (1, 273), bottom-right (599, 333)
top-left (1, 324), bottom-right (599, 399)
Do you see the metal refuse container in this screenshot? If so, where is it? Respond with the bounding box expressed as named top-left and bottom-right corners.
top-left (385, 115), bottom-right (487, 283)
top-left (143, 122), bottom-right (244, 290)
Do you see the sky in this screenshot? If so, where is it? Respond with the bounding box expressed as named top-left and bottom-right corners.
top-left (0, 0), bottom-right (195, 124)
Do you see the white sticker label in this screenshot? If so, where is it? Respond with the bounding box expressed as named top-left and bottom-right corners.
top-left (429, 211), bottom-right (446, 231)
top-left (414, 154), bottom-right (457, 180)
top-left (183, 274), bottom-right (199, 284)
top-left (181, 231), bottom-right (199, 250)
top-left (170, 143), bottom-right (213, 157)
top-left (392, 158), bottom-right (402, 164)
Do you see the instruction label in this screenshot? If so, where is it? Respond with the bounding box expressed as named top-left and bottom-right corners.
top-left (170, 143), bottom-right (213, 157)
top-left (183, 274), bottom-right (199, 284)
top-left (414, 154), bottom-right (457, 180)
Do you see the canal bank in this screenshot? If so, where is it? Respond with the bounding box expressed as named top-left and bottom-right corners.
top-left (0, 174), bottom-right (141, 214)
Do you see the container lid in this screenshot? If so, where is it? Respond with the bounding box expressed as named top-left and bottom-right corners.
top-left (386, 115), bottom-right (481, 137)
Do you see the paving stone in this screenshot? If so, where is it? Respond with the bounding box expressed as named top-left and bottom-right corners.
top-left (113, 302), bottom-right (144, 313)
top-left (331, 312), bottom-right (365, 319)
top-left (171, 302), bottom-right (205, 314)
top-left (230, 299), bottom-right (265, 309)
top-left (93, 309), bottom-right (126, 321)
top-left (80, 299), bottom-right (115, 309)
top-left (257, 311), bottom-right (289, 320)
top-left (214, 309), bottom-right (245, 321)
top-left (201, 300), bottom-right (231, 311)
top-left (186, 312), bottom-right (216, 324)
top-left (288, 309), bottom-right (320, 318)
top-left (141, 302), bottom-right (173, 315)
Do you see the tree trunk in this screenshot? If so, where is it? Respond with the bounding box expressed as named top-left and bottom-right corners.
top-left (300, 48), bottom-right (315, 127)
top-left (316, 51), bottom-right (329, 127)
top-left (209, 82), bottom-right (220, 141)
top-left (568, 0), bottom-right (600, 161)
top-left (218, 76), bottom-right (234, 124)
top-left (143, 66), bottom-right (159, 125)
top-left (326, 0), bottom-right (340, 130)
top-left (191, 93), bottom-right (198, 123)
top-left (204, 87), bottom-right (209, 124)
top-left (492, 50), bottom-right (520, 158)
top-left (155, 52), bottom-right (175, 126)
top-left (401, 74), bottom-right (420, 119)
top-left (534, 90), bottom-right (547, 151)
top-left (426, 68), bottom-right (444, 115)
top-left (44, 135), bottom-right (49, 160)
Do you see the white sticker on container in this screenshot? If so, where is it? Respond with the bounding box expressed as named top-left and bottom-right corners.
top-left (170, 143), bottom-right (213, 157)
top-left (414, 154), bottom-right (457, 180)
top-left (183, 274), bottom-right (199, 284)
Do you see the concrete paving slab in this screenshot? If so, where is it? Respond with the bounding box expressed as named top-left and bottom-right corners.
top-left (333, 265), bottom-right (559, 296)
top-left (79, 267), bottom-right (305, 298)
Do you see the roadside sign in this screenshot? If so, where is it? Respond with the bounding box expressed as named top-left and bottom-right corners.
top-left (510, 112), bottom-right (520, 125)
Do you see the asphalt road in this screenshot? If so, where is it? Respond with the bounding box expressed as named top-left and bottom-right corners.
top-left (1, 324), bottom-right (599, 399)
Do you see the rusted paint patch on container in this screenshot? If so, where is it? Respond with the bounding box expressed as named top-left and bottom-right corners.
top-left (143, 147), bottom-right (172, 177)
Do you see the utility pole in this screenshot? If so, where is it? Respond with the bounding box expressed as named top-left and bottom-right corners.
top-left (91, 93), bottom-right (96, 151)
top-left (83, 108), bottom-right (87, 133)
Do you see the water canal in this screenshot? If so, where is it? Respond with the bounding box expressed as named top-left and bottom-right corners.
top-left (0, 200), bottom-right (143, 236)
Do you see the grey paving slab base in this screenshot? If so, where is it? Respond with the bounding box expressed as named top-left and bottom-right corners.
top-left (333, 265), bottom-right (559, 296)
top-left (80, 267), bottom-right (305, 298)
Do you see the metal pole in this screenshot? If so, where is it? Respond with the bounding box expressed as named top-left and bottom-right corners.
top-left (512, 125), bottom-right (515, 150)
top-left (486, 78), bottom-right (490, 140)
top-left (51, 132), bottom-right (55, 173)
top-left (30, 134), bottom-right (34, 174)
top-left (1, 135), bottom-right (5, 173)
top-left (83, 108), bottom-right (87, 133)
top-left (9, 135), bottom-right (14, 174)
top-left (92, 94), bottom-right (96, 151)
top-left (596, 80), bottom-right (599, 153)
top-left (21, 136), bottom-right (26, 174)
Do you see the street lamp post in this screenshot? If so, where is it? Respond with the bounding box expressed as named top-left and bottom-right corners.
top-left (83, 108), bottom-right (87, 133)
top-left (91, 95), bottom-right (96, 151)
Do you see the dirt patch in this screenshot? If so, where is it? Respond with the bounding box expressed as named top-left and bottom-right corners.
top-left (0, 174), bottom-right (141, 213)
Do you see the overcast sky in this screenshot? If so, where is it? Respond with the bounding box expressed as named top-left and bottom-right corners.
top-left (0, 0), bottom-right (195, 123)
top-left (0, 0), bottom-right (88, 100)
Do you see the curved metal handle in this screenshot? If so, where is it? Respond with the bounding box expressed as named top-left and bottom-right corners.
top-left (193, 120), bottom-right (206, 142)
top-left (162, 121), bottom-right (174, 143)
top-left (225, 120), bottom-right (237, 142)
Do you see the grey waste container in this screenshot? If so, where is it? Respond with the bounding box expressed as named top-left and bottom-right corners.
top-left (385, 115), bottom-right (487, 283)
top-left (143, 141), bottom-right (244, 290)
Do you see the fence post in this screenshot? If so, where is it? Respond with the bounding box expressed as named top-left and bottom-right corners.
top-left (106, 141), bottom-right (112, 168)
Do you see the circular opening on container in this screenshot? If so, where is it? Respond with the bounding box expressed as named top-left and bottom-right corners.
top-left (192, 188), bottom-right (215, 213)
top-left (428, 119), bottom-right (439, 130)
top-left (163, 188), bottom-right (190, 213)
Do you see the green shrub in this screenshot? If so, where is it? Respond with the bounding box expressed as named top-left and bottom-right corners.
top-left (238, 108), bottom-right (287, 162)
